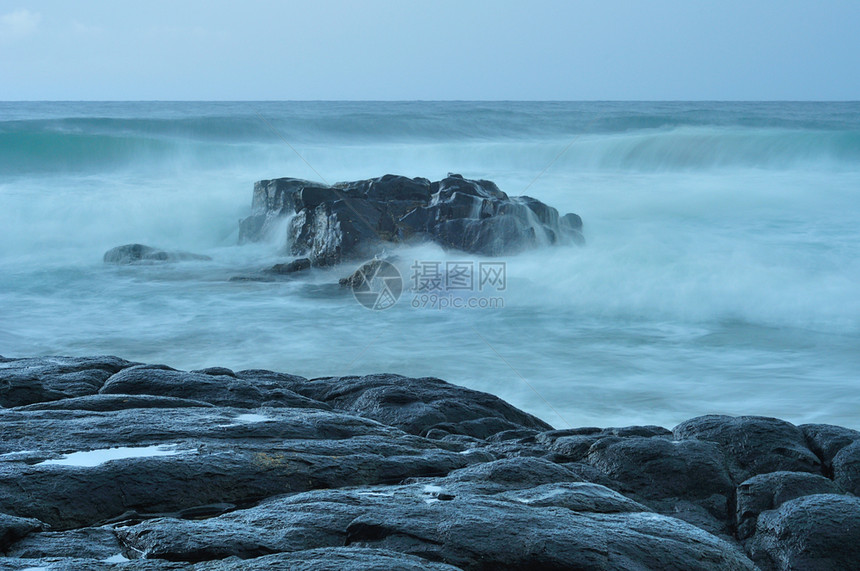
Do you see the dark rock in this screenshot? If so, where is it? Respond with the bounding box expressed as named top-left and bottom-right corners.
top-left (192, 548), bottom-right (463, 570)
top-left (546, 425), bottom-right (672, 462)
top-left (0, 559), bottom-right (146, 570)
top-left (514, 195), bottom-right (559, 227)
top-left (434, 214), bottom-right (539, 256)
top-left (436, 174), bottom-right (508, 201)
top-left (114, 489), bottom-right (405, 561)
top-left (587, 437), bottom-right (732, 501)
top-left (0, 355), bottom-right (137, 407)
top-left (0, 512), bottom-right (44, 551)
top-left (536, 425), bottom-right (672, 462)
top-left (735, 471), bottom-right (843, 540)
top-left (344, 496), bottom-right (754, 570)
top-left (338, 258), bottom-right (387, 288)
top-left (253, 178), bottom-right (313, 214)
top-left (363, 174), bottom-right (434, 203)
top-left (485, 428), bottom-right (538, 442)
top-left (833, 440), bottom-right (860, 495)
top-left (13, 394), bottom-right (215, 412)
top-left (238, 174), bottom-right (585, 265)
top-left (5, 525), bottom-right (123, 560)
top-left (561, 212), bottom-right (583, 230)
top-left (192, 367), bottom-right (237, 377)
top-left (560, 212), bottom-right (585, 244)
top-left (292, 373), bottom-right (552, 438)
top-left (297, 185), bottom-right (351, 211)
top-left (495, 482), bottom-right (651, 514)
top-left (0, 407), bottom-right (381, 457)
top-left (0, 414), bottom-right (474, 529)
top-left (801, 423), bottom-right (860, 472)
top-left (535, 427), bottom-right (601, 445)
top-left (655, 500), bottom-right (734, 540)
top-left (267, 257), bottom-right (311, 274)
top-left (438, 457), bottom-right (584, 494)
top-left (558, 462), bottom-right (619, 488)
top-left (116, 484), bottom-right (754, 569)
top-left (673, 415), bottom-right (821, 482)
top-left (98, 364), bottom-right (319, 409)
top-left (748, 494), bottom-right (860, 571)
top-left (586, 436), bottom-right (734, 534)
top-left (288, 199), bottom-right (386, 266)
top-left (604, 425), bottom-right (673, 438)
top-left (466, 439), bottom-right (551, 464)
top-left (237, 213), bottom-right (269, 245)
top-left (238, 178), bottom-right (321, 243)
top-left (2, 356), bottom-right (853, 569)
top-left (103, 243), bottom-right (211, 264)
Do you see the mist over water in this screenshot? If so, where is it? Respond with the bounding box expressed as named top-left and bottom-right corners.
top-left (1, 101), bottom-right (859, 429)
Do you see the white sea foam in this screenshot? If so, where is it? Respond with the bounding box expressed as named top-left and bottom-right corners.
top-left (1, 102), bottom-right (859, 431)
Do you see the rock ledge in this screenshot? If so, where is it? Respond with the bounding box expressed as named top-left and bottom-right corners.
top-left (1, 356), bottom-right (857, 570)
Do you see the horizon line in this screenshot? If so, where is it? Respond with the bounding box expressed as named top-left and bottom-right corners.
top-left (2, 99), bottom-right (860, 104)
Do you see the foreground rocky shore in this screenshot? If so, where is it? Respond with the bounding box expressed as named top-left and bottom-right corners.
top-left (1, 356), bottom-right (859, 570)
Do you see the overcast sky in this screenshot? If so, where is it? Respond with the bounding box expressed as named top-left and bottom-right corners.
top-left (1, 0), bottom-right (858, 100)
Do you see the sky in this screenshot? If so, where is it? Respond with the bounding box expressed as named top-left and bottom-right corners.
top-left (1, 0), bottom-right (858, 101)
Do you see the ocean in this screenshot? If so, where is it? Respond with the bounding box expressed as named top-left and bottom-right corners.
top-left (1, 101), bottom-right (858, 429)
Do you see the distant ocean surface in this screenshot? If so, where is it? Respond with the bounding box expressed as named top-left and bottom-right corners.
top-left (1, 101), bottom-right (859, 429)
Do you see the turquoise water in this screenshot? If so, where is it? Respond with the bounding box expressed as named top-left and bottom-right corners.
top-left (1, 101), bottom-right (859, 428)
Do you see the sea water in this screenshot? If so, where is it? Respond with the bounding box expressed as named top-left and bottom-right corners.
top-left (1, 101), bottom-right (858, 429)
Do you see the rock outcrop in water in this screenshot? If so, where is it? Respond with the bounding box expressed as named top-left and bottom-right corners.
top-left (238, 174), bottom-right (584, 266)
top-left (2, 355), bottom-right (860, 569)
top-left (103, 244), bottom-right (212, 265)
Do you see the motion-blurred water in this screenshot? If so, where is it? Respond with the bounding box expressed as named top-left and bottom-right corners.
top-left (1, 101), bottom-right (858, 428)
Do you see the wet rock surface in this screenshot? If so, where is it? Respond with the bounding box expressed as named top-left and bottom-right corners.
top-left (238, 174), bottom-right (585, 265)
top-left (748, 494), bottom-right (860, 570)
top-left (1, 356), bottom-right (858, 569)
top-left (735, 471), bottom-right (844, 540)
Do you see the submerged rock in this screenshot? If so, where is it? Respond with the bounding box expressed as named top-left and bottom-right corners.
top-left (338, 258), bottom-right (389, 288)
top-left (267, 257), bottom-right (311, 274)
top-left (238, 174), bottom-right (585, 265)
top-left (103, 243), bottom-right (212, 264)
